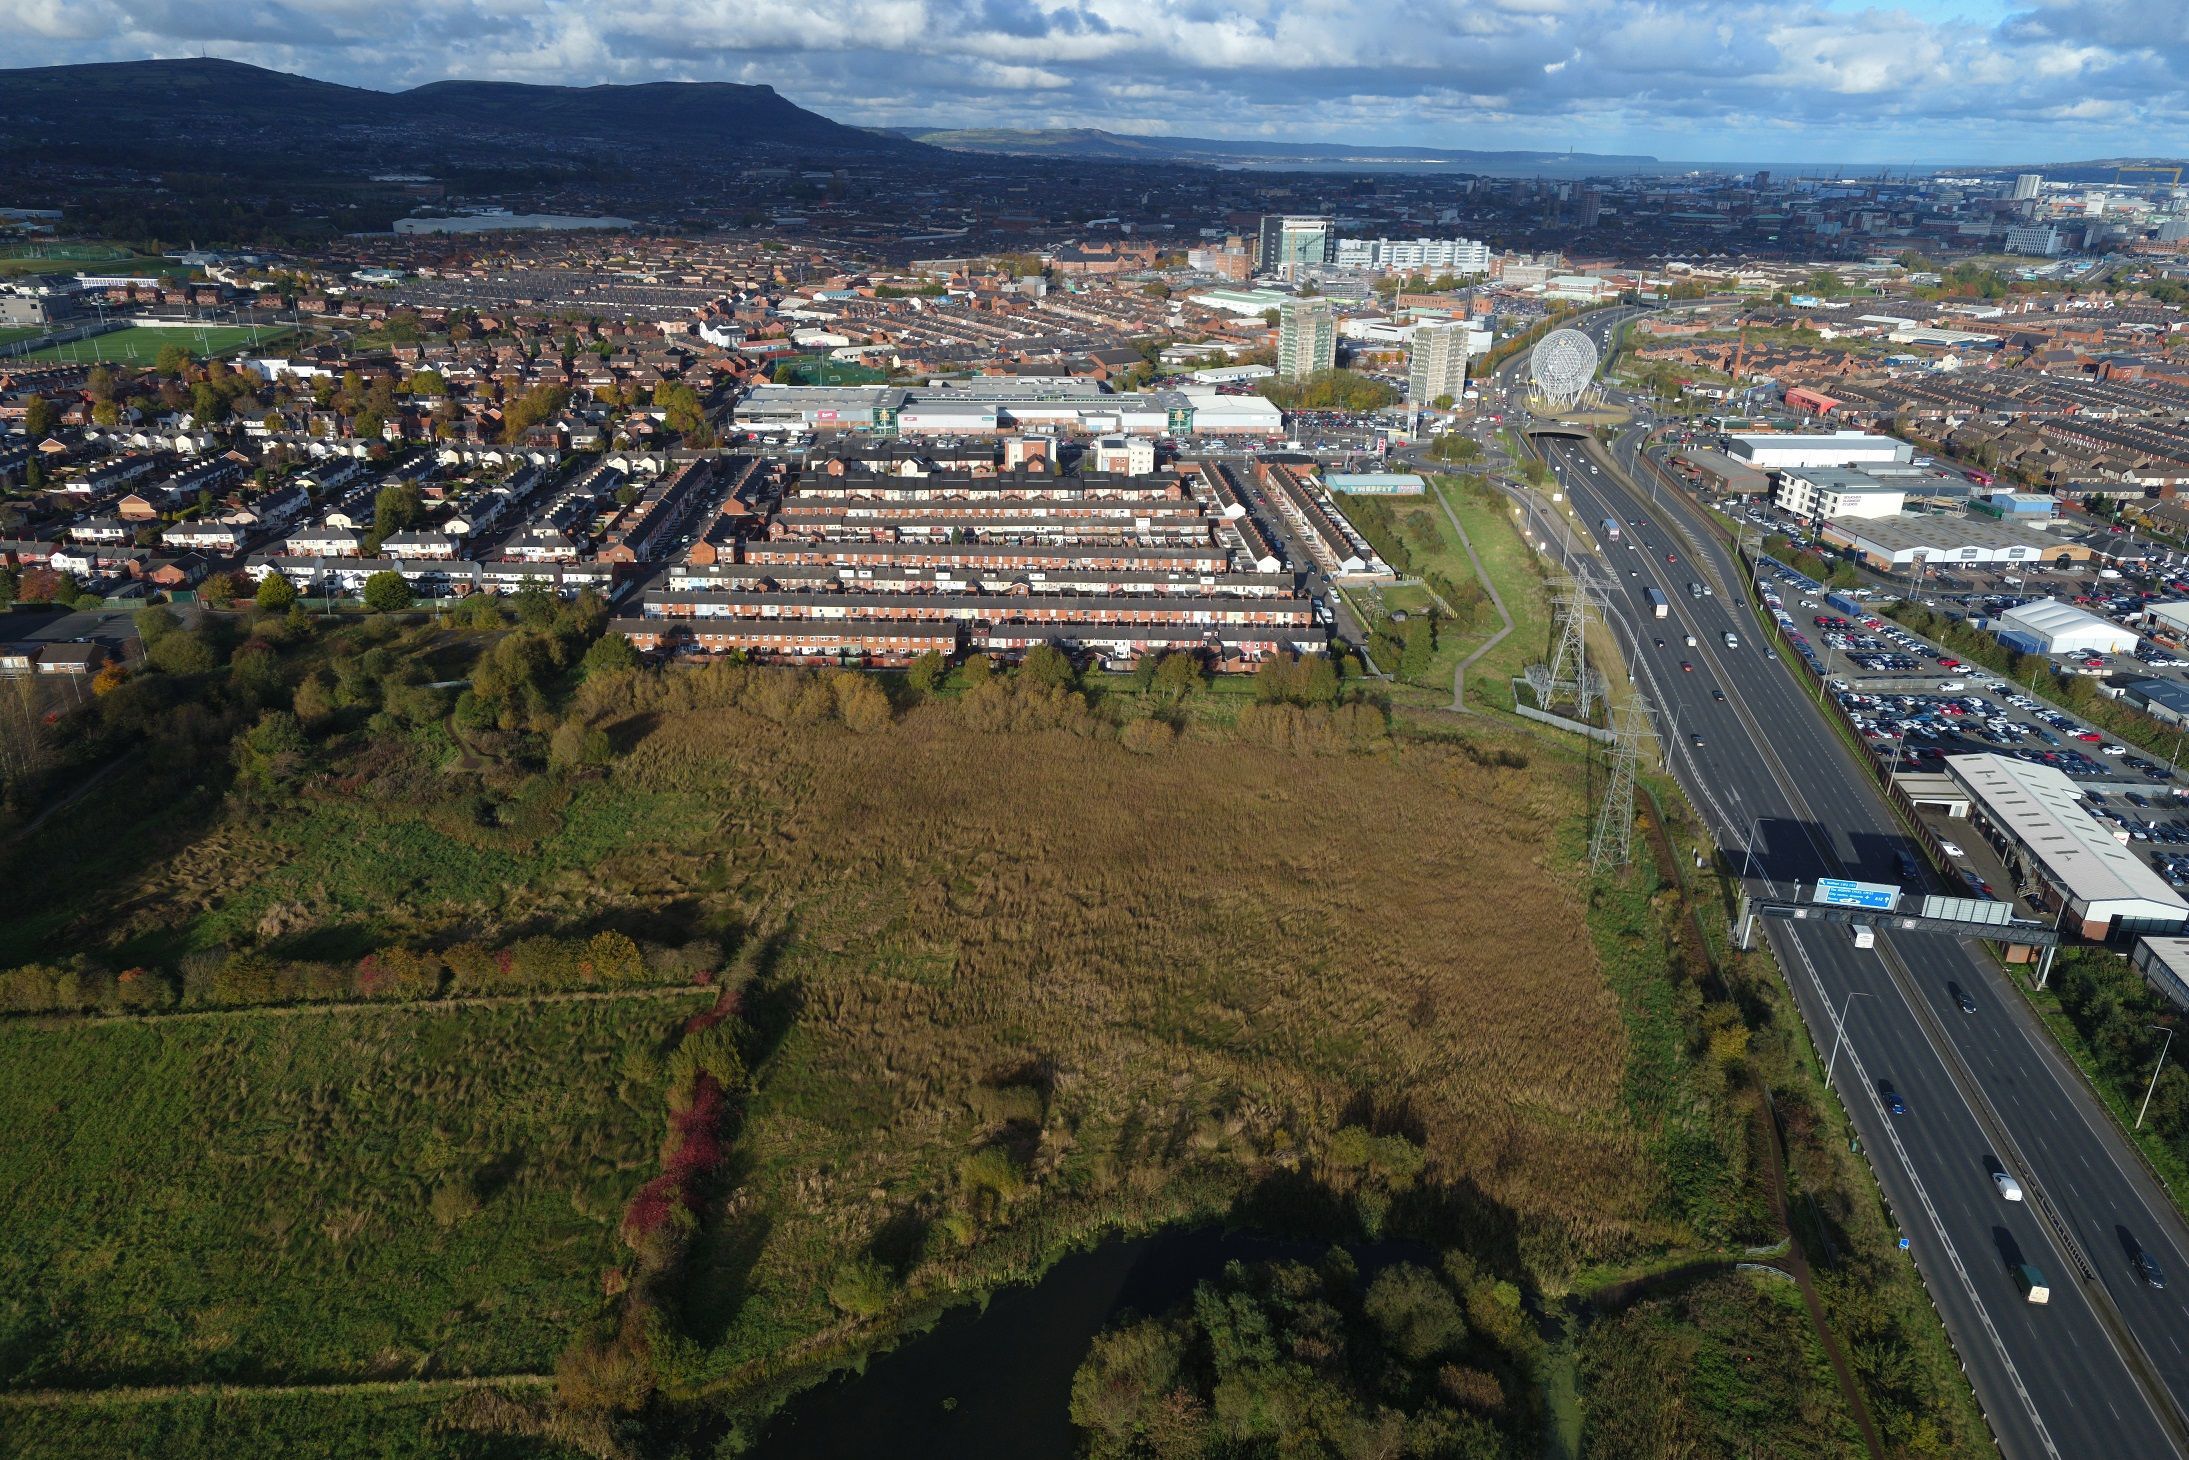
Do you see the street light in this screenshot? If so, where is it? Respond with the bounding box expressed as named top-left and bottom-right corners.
top-left (1824, 989), bottom-right (1875, 1088)
top-left (2138, 1024), bottom-right (2176, 1130)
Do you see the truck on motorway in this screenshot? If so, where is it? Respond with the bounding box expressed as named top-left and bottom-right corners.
top-left (1850, 921), bottom-right (1876, 949)
top-left (1602, 517), bottom-right (1621, 541)
top-left (1644, 587), bottom-right (1669, 619)
top-left (2015, 1264), bottom-right (2050, 1304)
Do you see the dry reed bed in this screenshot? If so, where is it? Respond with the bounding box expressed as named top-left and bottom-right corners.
top-left (605, 704), bottom-right (1653, 1370)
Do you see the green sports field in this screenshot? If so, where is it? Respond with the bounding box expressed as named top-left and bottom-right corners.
top-left (12, 323), bottom-right (293, 365)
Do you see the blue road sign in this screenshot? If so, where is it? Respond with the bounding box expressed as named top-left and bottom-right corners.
top-left (1815, 878), bottom-right (1899, 912)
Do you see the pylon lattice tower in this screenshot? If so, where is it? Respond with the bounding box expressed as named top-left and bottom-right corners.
top-left (1590, 691), bottom-right (1651, 873)
top-left (1541, 572), bottom-right (1603, 720)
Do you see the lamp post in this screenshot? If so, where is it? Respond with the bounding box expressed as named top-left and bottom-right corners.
top-left (2138, 1025), bottom-right (2176, 1131)
top-left (1824, 989), bottom-right (1875, 1089)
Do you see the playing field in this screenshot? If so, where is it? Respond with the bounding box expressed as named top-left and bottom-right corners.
top-left (0, 245), bottom-right (164, 279)
top-left (12, 323), bottom-right (292, 365)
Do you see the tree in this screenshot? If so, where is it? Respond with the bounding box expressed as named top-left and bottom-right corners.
top-left (408, 369), bottom-right (448, 397)
top-left (254, 573), bottom-right (298, 612)
top-left (362, 571), bottom-right (413, 613)
top-left (366, 481), bottom-right (422, 554)
top-left (154, 343), bottom-right (191, 377)
top-left (906, 650), bottom-right (948, 696)
top-left (1151, 652), bottom-right (1204, 700)
top-left (1018, 643), bottom-right (1076, 690)
top-left (22, 395), bottom-right (55, 439)
top-left (131, 607), bottom-right (182, 658)
top-left (148, 630), bottom-right (218, 675)
top-left (580, 632), bottom-right (639, 680)
top-left (234, 710), bottom-right (314, 795)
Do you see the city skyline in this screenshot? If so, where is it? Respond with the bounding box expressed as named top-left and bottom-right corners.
top-left (6, 0), bottom-right (2187, 165)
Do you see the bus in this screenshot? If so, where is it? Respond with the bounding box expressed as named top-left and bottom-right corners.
top-left (1601, 517), bottom-right (1621, 541)
top-left (1644, 587), bottom-right (1669, 619)
top-left (1968, 468), bottom-right (1995, 488)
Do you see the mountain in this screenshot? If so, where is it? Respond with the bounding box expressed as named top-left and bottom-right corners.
top-left (892, 126), bottom-right (1656, 169)
top-left (0, 57), bottom-right (931, 165)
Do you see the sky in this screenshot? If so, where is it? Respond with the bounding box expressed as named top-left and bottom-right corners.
top-left (5, 0), bottom-right (2186, 163)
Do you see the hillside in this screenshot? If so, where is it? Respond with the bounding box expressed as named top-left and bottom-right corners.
top-left (894, 125), bottom-right (1657, 169)
top-left (0, 57), bottom-right (930, 166)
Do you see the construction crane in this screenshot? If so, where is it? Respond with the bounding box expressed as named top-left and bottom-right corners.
top-left (2115, 165), bottom-right (2184, 187)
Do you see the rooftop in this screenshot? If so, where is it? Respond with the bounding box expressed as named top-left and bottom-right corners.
top-left (1945, 753), bottom-right (2189, 915)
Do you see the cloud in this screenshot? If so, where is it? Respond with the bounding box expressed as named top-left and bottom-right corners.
top-left (3, 0), bottom-right (2186, 160)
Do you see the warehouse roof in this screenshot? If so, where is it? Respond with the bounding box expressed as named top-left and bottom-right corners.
top-left (1836, 514), bottom-right (2066, 555)
top-left (1945, 753), bottom-right (2189, 916)
top-left (1998, 597), bottom-right (2129, 641)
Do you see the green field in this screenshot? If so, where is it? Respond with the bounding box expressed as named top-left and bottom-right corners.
top-left (0, 248), bottom-right (165, 280)
top-left (12, 323), bottom-right (293, 365)
top-left (0, 1000), bottom-right (668, 1388)
top-left (0, 326), bottom-right (49, 347)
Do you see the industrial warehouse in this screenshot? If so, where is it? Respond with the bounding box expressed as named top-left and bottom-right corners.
top-left (1945, 753), bottom-right (2189, 940)
top-left (611, 451), bottom-right (1374, 668)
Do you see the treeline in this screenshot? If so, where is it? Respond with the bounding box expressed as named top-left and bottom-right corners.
top-left (0, 929), bottom-right (721, 1016)
top-left (2053, 951), bottom-right (2189, 1173)
top-left (1070, 1248), bottom-right (1537, 1459)
top-left (1254, 369), bottom-right (1400, 412)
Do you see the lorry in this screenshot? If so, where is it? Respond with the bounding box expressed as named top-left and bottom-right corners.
top-left (2015, 1264), bottom-right (2051, 1304)
top-left (1850, 921), bottom-right (1877, 950)
top-left (1644, 587), bottom-right (1669, 619)
top-left (1602, 517), bottom-right (1622, 542)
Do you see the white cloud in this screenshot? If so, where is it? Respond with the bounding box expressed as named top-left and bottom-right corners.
top-left (1, 0), bottom-right (2184, 160)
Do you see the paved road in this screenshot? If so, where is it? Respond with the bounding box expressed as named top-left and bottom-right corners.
top-left (1546, 424), bottom-right (2189, 1460)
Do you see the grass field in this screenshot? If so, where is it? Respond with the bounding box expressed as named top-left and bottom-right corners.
top-left (12, 323), bottom-right (293, 365)
top-left (0, 325), bottom-right (50, 347)
top-left (1436, 477), bottom-right (1556, 711)
top-left (0, 1000), bottom-right (667, 1388)
top-left (1, 1388), bottom-right (560, 1460)
top-left (0, 246), bottom-right (165, 280)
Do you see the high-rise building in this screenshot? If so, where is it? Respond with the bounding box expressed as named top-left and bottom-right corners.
top-left (2003, 223), bottom-right (2065, 257)
top-left (1276, 298), bottom-right (1337, 381)
top-left (1256, 215), bottom-right (1334, 275)
top-left (1407, 321), bottom-right (1472, 409)
top-left (1573, 188), bottom-right (1603, 227)
top-left (1331, 236), bottom-right (1492, 275)
top-left (2012, 173), bottom-right (2044, 201)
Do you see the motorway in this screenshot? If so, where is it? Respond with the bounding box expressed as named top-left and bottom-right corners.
top-left (1525, 383), bottom-right (2189, 1460)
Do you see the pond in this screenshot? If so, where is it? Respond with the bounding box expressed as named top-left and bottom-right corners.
top-left (754, 1225), bottom-right (1422, 1458)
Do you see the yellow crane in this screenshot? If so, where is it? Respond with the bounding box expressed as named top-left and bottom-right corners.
top-left (2115, 165), bottom-right (2184, 186)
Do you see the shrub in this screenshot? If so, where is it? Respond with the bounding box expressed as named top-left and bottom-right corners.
top-left (362, 571), bottom-right (412, 613)
top-left (826, 1256), bottom-right (896, 1319)
top-left (254, 573), bottom-right (299, 612)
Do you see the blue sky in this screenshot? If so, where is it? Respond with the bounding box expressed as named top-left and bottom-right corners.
top-left (6, 0), bottom-right (2185, 163)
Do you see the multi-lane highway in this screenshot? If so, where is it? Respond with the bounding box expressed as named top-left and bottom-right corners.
top-left (1541, 415), bottom-right (2189, 1459)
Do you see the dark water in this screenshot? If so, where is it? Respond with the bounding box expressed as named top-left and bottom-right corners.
top-left (753, 1226), bottom-right (1417, 1458)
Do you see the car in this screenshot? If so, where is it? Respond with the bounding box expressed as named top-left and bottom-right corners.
top-left (1666, 553), bottom-right (1678, 564)
top-left (2134, 1248), bottom-right (2168, 1290)
top-left (1711, 688), bottom-right (1726, 702)
top-left (1655, 637), bottom-right (1667, 648)
top-left (1994, 1170), bottom-right (2024, 1202)
top-left (1939, 840), bottom-right (1966, 858)
top-left (1881, 1083), bottom-right (1907, 1116)
top-left (1691, 733), bottom-right (1705, 747)
top-left (1681, 661), bottom-right (1693, 673)
top-left (1949, 982), bottom-right (1976, 1015)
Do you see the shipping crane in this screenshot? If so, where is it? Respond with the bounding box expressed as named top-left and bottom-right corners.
top-left (2115, 165), bottom-right (2184, 187)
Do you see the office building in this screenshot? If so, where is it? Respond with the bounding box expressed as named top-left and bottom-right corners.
top-left (2012, 173), bottom-right (2044, 202)
top-left (1256, 215), bottom-right (1334, 275)
top-left (2004, 223), bottom-right (2065, 257)
top-left (1331, 236), bottom-right (1493, 276)
top-left (1407, 321), bottom-right (1472, 409)
top-left (1724, 431), bottom-right (1912, 470)
top-left (1276, 298), bottom-right (1337, 381)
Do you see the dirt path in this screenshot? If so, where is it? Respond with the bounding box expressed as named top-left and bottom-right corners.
top-left (0, 1373), bottom-right (552, 1408)
top-left (1428, 476), bottom-right (1517, 714)
top-left (7, 981), bottom-right (718, 1027)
